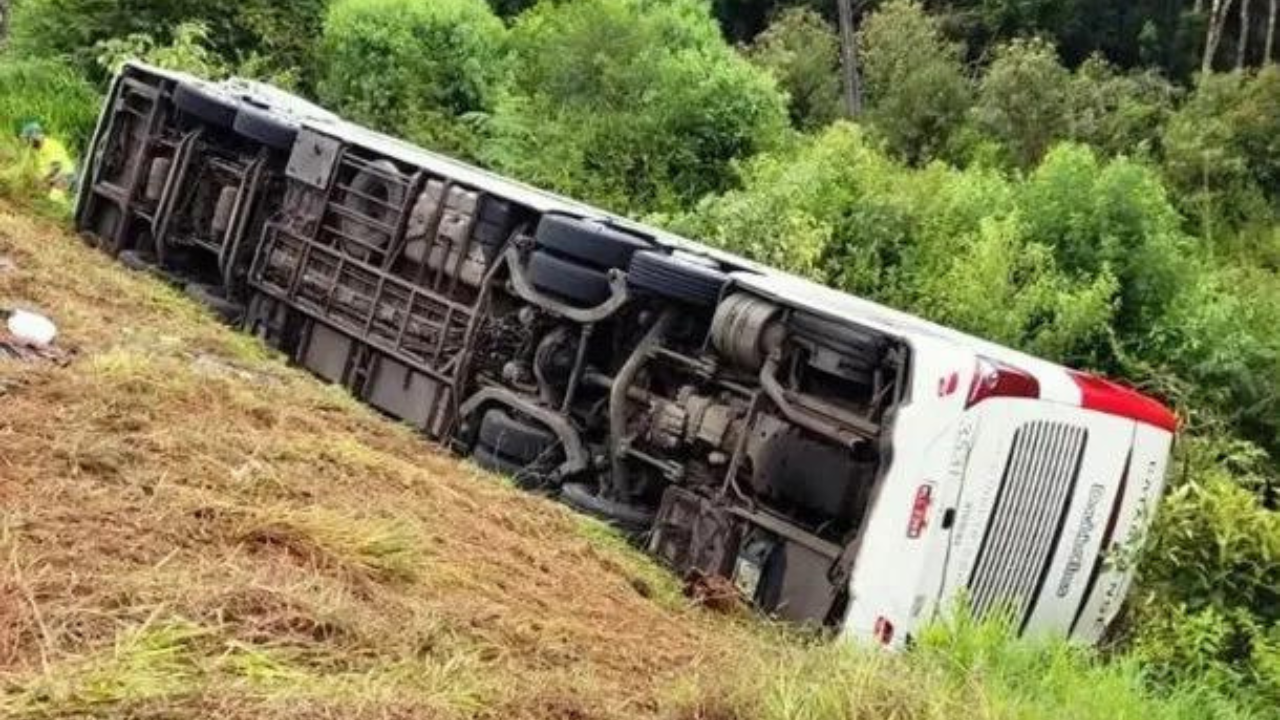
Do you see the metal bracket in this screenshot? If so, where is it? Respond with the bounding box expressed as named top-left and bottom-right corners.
top-left (458, 385), bottom-right (591, 479)
top-left (503, 246), bottom-right (630, 324)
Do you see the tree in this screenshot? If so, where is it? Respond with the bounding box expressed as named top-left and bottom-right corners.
top-left (94, 22), bottom-right (229, 79)
top-left (1237, 0), bottom-right (1252, 69)
top-left (858, 0), bottom-right (971, 164)
top-left (1204, 0), bottom-right (1238, 73)
top-left (835, 0), bottom-right (863, 115)
top-left (486, 0), bottom-right (788, 214)
top-left (1067, 56), bottom-right (1179, 158)
top-left (316, 0), bottom-right (507, 159)
top-left (747, 7), bottom-right (843, 130)
top-left (971, 37), bottom-right (1071, 168)
top-left (1267, 0), bottom-right (1277, 62)
top-left (6, 0), bottom-right (326, 85)
top-left (1019, 144), bottom-right (1191, 347)
top-left (1162, 67), bottom-right (1280, 238)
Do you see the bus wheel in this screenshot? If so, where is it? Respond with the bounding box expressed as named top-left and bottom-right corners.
top-left (527, 250), bottom-right (612, 307)
top-left (627, 250), bottom-right (727, 308)
top-left (534, 215), bottom-right (650, 270)
top-left (185, 282), bottom-right (243, 323)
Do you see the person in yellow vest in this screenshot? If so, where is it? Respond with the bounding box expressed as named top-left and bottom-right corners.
top-left (18, 122), bottom-right (76, 207)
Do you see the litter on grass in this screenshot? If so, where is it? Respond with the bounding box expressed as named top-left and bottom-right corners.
top-left (1, 308), bottom-right (66, 361)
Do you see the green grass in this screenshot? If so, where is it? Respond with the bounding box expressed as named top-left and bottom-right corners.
top-left (0, 56), bottom-right (101, 151)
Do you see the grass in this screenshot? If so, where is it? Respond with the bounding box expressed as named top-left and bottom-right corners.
top-left (0, 199), bottom-right (1267, 719)
top-left (0, 56), bottom-right (101, 151)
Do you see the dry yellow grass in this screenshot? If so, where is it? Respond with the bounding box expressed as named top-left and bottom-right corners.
top-left (0, 201), bottom-right (799, 719)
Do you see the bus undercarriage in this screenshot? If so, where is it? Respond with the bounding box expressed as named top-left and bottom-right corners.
top-left (76, 64), bottom-right (910, 627)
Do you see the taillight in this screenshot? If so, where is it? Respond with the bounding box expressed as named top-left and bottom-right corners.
top-left (1070, 372), bottom-right (1178, 433)
top-left (966, 356), bottom-right (1040, 408)
top-left (906, 484), bottom-right (933, 539)
top-left (873, 616), bottom-right (895, 645)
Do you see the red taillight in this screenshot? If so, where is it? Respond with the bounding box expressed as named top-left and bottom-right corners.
top-left (1071, 372), bottom-right (1178, 433)
top-left (873, 616), bottom-right (895, 645)
top-left (966, 357), bottom-right (1040, 408)
top-left (906, 484), bottom-right (933, 539)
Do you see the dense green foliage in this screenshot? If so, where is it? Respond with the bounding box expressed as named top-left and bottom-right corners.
top-left (706, 0), bottom-right (1267, 81)
top-left (0, 57), bottom-right (99, 150)
top-left (971, 37), bottom-right (1074, 168)
top-left (858, 0), bottom-right (970, 164)
top-left (484, 0), bottom-right (788, 214)
top-left (746, 7), bottom-right (843, 132)
top-left (1, 0), bottom-right (1278, 715)
top-left (317, 0), bottom-right (507, 159)
top-left (1163, 66), bottom-right (1280, 242)
top-left (6, 0), bottom-right (326, 86)
top-left (94, 21), bottom-right (230, 80)
top-left (0, 57), bottom-right (101, 209)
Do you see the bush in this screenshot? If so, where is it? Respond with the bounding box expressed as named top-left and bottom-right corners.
top-left (1146, 262), bottom-right (1280, 455)
top-left (747, 7), bottom-right (843, 131)
top-left (0, 56), bottom-right (100, 153)
top-left (6, 0), bottom-right (326, 86)
top-left (94, 21), bottom-right (229, 79)
top-left (1162, 67), bottom-right (1280, 240)
top-left (486, 0), bottom-right (788, 214)
top-left (1018, 144), bottom-right (1191, 350)
top-left (660, 123), bottom-right (879, 277)
top-left (971, 37), bottom-right (1071, 169)
top-left (1133, 433), bottom-right (1280, 711)
top-left (858, 0), bottom-right (972, 165)
top-left (316, 0), bottom-right (506, 159)
top-left (1067, 56), bottom-right (1179, 159)
top-left (663, 125), bottom-right (1119, 363)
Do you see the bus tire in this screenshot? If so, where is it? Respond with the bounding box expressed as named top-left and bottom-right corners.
top-left (627, 250), bottom-right (727, 308)
top-left (528, 250), bottom-right (612, 307)
top-left (534, 215), bottom-right (650, 270)
top-left (118, 249), bottom-right (156, 272)
top-left (478, 409), bottom-right (557, 463)
top-left (185, 282), bottom-right (243, 323)
top-left (472, 443), bottom-right (524, 477)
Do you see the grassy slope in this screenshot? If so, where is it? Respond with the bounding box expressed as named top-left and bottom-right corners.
top-left (0, 202), bottom-right (758, 718)
top-left (0, 202), bottom-right (1260, 720)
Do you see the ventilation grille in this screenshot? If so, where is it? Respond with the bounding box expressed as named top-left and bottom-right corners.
top-left (968, 420), bottom-right (1088, 626)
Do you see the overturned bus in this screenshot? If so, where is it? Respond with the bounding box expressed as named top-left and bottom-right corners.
top-left (74, 63), bottom-right (1177, 648)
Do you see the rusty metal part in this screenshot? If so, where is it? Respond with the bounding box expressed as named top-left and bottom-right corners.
top-left (759, 353), bottom-right (879, 448)
top-left (458, 385), bottom-right (590, 479)
top-left (503, 245), bottom-right (630, 324)
top-left (211, 185), bottom-right (237, 236)
top-left (711, 292), bottom-right (781, 371)
top-left (607, 310), bottom-right (676, 496)
top-left (145, 157), bottom-right (171, 202)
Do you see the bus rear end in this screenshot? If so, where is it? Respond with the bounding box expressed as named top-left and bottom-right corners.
top-left (844, 349), bottom-right (1175, 647)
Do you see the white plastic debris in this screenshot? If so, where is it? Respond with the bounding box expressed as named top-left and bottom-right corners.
top-left (7, 309), bottom-right (57, 347)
